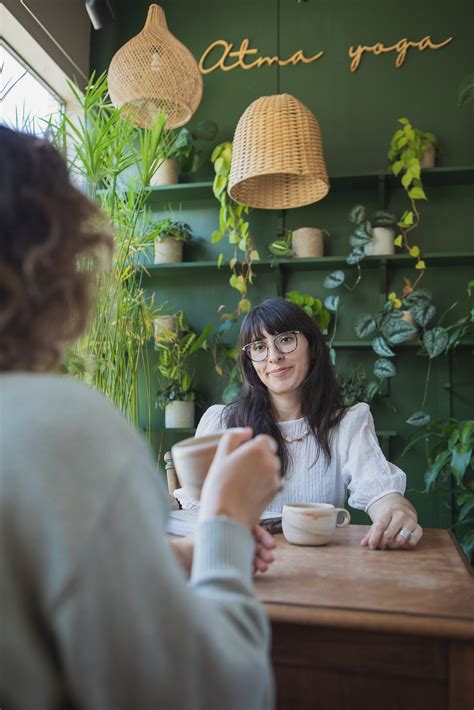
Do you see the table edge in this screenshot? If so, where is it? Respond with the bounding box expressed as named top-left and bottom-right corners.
top-left (262, 602), bottom-right (474, 640)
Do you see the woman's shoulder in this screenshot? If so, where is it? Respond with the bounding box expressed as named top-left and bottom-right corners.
top-left (195, 404), bottom-right (227, 436)
top-left (338, 402), bottom-right (372, 430)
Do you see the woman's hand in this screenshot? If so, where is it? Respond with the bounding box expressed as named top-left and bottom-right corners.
top-left (252, 525), bottom-right (276, 574)
top-left (361, 492), bottom-right (423, 550)
top-left (169, 526), bottom-right (277, 578)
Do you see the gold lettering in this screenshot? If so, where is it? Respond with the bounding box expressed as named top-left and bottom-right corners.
top-left (349, 34), bottom-right (453, 72)
top-left (199, 40), bottom-right (232, 74)
top-left (199, 38), bottom-right (324, 74)
top-left (228, 39), bottom-right (259, 70)
top-left (279, 49), bottom-right (324, 66)
top-left (255, 55), bottom-right (279, 68)
top-left (348, 45), bottom-right (365, 72)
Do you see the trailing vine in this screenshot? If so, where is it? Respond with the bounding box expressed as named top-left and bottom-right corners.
top-left (210, 142), bottom-right (259, 318)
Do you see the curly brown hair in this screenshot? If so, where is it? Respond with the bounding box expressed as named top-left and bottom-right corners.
top-left (0, 126), bottom-right (113, 372)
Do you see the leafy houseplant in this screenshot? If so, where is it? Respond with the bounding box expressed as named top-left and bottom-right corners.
top-left (336, 368), bottom-right (379, 407)
top-left (387, 117), bottom-right (434, 298)
top-left (211, 142), bottom-right (259, 317)
top-left (155, 311), bottom-right (213, 427)
top-left (269, 230), bottom-right (293, 258)
top-left (174, 120), bottom-right (218, 175)
top-left (354, 279), bottom-right (474, 428)
top-left (152, 217), bottom-right (192, 264)
top-left (51, 72), bottom-right (181, 426)
top-left (320, 205), bottom-right (396, 363)
top-left (285, 291), bottom-right (331, 333)
top-left (404, 419), bottom-right (474, 562)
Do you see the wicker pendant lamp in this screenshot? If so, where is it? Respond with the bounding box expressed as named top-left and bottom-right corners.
top-left (228, 94), bottom-right (330, 209)
top-left (108, 4), bottom-right (203, 129)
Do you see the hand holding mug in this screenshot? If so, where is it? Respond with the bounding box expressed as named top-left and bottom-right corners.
top-left (199, 428), bottom-right (282, 530)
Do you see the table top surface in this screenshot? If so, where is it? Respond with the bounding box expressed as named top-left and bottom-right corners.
top-left (254, 525), bottom-right (474, 639)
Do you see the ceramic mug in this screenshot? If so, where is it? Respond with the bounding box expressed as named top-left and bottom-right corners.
top-left (171, 433), bottom-right (223, 499)
top-left (282, 503), bottom-right (350, 546)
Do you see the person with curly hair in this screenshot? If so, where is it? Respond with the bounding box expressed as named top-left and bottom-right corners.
top-left (0, 126), bottom-right (281, 710)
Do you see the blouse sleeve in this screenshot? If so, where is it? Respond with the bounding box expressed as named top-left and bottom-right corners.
top-left (195, 404), bottom-right (227, 437)
top-left (339, 403), bottom-right (406, 512)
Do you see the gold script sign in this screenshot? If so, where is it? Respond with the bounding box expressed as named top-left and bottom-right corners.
top-left (199, 39), bottom-right (324, 74)
top-left (349, 35), bottom-right (453, 71)
top-left (198, 35), bottom-right (453, 74)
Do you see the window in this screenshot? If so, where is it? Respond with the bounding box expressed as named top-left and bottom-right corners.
top-left (0, 40), bottom-right (62, 136)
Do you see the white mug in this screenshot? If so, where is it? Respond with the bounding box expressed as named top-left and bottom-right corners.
top-left (171, 433), bottom-right (223, 499)
top-left (282, 502), bottom-right (350, 546)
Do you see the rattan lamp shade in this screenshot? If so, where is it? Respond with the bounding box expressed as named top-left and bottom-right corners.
top-left (228, 94), bottom-right (330, 209)
top-left (108, 4), bottom-right (203, 129)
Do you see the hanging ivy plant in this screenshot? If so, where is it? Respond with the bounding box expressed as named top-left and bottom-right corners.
top-left (210, 142), bottom-right (259, 317)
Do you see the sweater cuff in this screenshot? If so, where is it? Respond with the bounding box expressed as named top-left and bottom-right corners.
top-left (191, 517), bottom-right (255, 588)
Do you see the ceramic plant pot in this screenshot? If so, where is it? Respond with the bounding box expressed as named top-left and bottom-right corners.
top-left (420, 145), bottom-right (436, 169)
top-left (165, 400), bottom-right (195, 428)
top-left (292, 227), bottom-right (324, 258)
top-left (401, 310), bottom-right (418, 341)
top-left (364, 227), bottom-right (395, 256)
top-left (150, 158), bottom-right (179, 186)
top-left (154, 237), bottom-right (183, 264)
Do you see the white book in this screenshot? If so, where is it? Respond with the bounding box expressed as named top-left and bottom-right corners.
top-left (166, 509), bottom-right (282, 537)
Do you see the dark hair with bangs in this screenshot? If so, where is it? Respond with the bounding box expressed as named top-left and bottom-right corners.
top-left (223, 298), bottom-right (348, 477)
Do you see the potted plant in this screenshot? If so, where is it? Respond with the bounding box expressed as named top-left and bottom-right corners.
top-left (285, 291), bottom-right (331, 333)
top-left (150, 120), bottom-right (218, 186)
top-left (155, 312), bottom-right (213, 428)
top-left (403, 418), bottom-right (474, 562)
top-left (388, 117), bottom-right (437, 170)
top-left (292, 226), bottom-right (330, 258)
top-left (152, 218), bottom-right (192, 264)
top-left (51, 72), bottom-right (173, 426)
top-left (269, 230), bottom-right (293, 258)
top-left (345, 205), bottom-right (398, 258)
top-left (336, 368), bottom-right (379, 407)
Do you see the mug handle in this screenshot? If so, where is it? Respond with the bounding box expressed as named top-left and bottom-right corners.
top-left (335, 509), bottom-right (351, 527)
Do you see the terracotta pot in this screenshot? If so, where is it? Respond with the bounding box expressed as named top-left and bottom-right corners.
top-left (401, 310), bottom-right (418, 341)
top-left (364, 227), bottom-right (395, 256)
top-left (165, 400), bottom-right (195, 428)
top-left (292, 228), bottom-right (324, 258)
top-left (420, 145), bottom-right (436, 169)
top-left (154, 237), bottom-right (183, 264)
top-left (150, 158), bottom-right (179, 186)
top-left (154, 315), bottom-right (177, 341)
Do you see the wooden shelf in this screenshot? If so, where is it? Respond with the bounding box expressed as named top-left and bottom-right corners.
top-left (141, 252), bottom-right (474, 276)
top-left (332, 340), bottom-right (474, 349)
top-left (146, 166), bottom-right (474, 205)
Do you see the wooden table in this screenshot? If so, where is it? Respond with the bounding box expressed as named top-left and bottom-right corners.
top-left (254, 525), bottom-right (474, 710)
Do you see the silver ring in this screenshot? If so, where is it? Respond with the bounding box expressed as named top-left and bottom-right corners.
top-left (399, 527), bottom-right (413, 541)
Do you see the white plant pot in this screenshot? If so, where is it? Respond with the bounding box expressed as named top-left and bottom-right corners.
top-left (401, 310), bottom-right (418, 341)
top-left (292, 228), bottom-right (324, 258)
top-left (165, 400), bottom-right (195, 428)
top-left (420, 145), bottom-right (436, 169)
top-left (154, 237), bottom-right (183, 264)
top-left (150, 158), bottom-right (179, 186)
top-left (154, 316), bottom-right (177, 341)
top-left (364, 227), bottom-right (395, 256)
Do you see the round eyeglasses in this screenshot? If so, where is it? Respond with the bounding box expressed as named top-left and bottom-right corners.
top-left (242, 331), bottom-right (300, 362)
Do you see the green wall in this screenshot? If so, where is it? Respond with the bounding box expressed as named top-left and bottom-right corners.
top-left (91, 0), bottom-right (474, 528)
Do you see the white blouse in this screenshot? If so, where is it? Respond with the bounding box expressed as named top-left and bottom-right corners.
top-left (174, 402), bottom-right (406, 514)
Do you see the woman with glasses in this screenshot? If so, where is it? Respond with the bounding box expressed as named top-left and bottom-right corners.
top-left (175, 298), bottom-right (422, 551)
